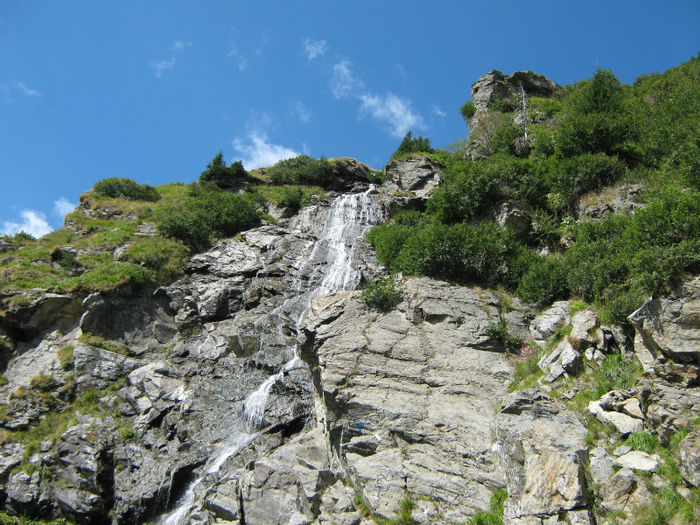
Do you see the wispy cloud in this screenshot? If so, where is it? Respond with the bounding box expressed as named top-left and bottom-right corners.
top-left (303, 38), bottom-right (328, 60)
top-left (16, 82), bottom-right (43, 98)
top-left (432, 105), bottom-right (447, 118)
top-left (53, 197), bottom-right (77, 218)
top-left (359, 93), bottom-right (424, 138)
top-left (150, 40), bottom-right (191, 78)
top-left (151, 57), bottom-right (176, 78)
top-left (2, 210), bottom-right (52, 238)
top-left (172, 41), bottom-right (192, 51)
top-left (330, 60), bottom-right (362, 99)
top-left (233, 132), bottom-right (299, 170)
top-left (290, 100), bottom-right (311, 123)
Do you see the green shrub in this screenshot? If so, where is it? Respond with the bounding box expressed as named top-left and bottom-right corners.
top-left (391, 131), bottom-right (433, 159)
top-left (30, 373), bottom-right (57, 393)
top-left (267, 155), bottom-right (351, 187)
top-left (471, 489), bottom-right (507, 525)
top-left (361, 278), bottom-right (404, 312)
top-left (460, 100), bottom-right (476, 122)
top-left (516, 255), bottom-right (569, 306)
top-left (122, 237), bottom-right (189, 282)
top-left (485, 321), bottom-right (523, 353)
top-left (93, 178), bottom-right (161, 201)
top-left (156, 190), bottom-right (262, 251)
top-left (199, 151), bottom-right (249, 189)
top-left (550, 153), bottom-right (627, 197)
top-left (13, 231), bottom-right (35, 241)
top-left (280, 186), bottom-right (304, 210)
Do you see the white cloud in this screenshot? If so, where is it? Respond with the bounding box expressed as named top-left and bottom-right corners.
top-left (172, 40), bottom-right (192, 51)
top-left (432, 105), bottom-right (447, 118)
top-left (16, 82), bottom-right (43, 97)
top-left (233, 132), bottom-right (299, 170)
top-left (2, 210), bottom-right (52, 238)
top-left (330, 60), bottom-right (362, 99)
top-left (359, 93), bottom-right (424, 138)
top-left (236, 56), bottom-right (249, 71)
top-left (303, 38), bottom-right (328, 60)
top-left (291, 100), bottom-right (311, 123)
top-left (53, 197), bottom-right (77, 218)
top-left (151, 57), bottom-right (176, 78)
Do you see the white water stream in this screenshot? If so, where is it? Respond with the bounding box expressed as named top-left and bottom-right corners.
top-left (158, 186), bottom-right (382, 524)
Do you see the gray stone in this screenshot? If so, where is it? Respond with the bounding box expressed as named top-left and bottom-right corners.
top-left (628, 276), bottom-right (700, 365)
top-left (598, 468), bottom-right (652, 516)
top-left (495, 391), bottom-right (589, 521)
top-left (614, 450), bottom-right (659, 472)
top-left (677, 431), bottom-right (700, 487)
top-left (495, 202), bottom-right (530, 240)
top-left (589, 447), bottom-right (614, 485)
top-left (588, 401), bottom-right (643, 436)
top-left (529, 301), bottom-right (570, 340)
top-left (569, 309), bottom-right (598, 350)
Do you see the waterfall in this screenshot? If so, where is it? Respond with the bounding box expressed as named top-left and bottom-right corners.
top-left (157, 186), bottom-right (382, 524)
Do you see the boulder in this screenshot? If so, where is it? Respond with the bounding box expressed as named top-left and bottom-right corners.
top-left (614, 450), bottom-right (659, 472)
top-left (588, 401), bottom-right (643, 436)
top-left (495, 390), bottom-right (590, 522)
top-left (676, 430), bottom-right (700, 487)
top-left (529, 301), bottom-right (570, 341)
top-left (627, 276), bottom-right (700, 366)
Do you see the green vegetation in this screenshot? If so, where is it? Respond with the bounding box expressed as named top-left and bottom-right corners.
top-left (361, 277), bottom-right (404, 312)
top-left (199, 151), bottom-right (249, 189)
top-left (460, 101), bottom-right (476, 122)
top-left (93, 177), bottom-right (160, 201)
top-left (470, 489), bottom-right (507, 525)
top-left (391, 131), bottom-right (433, 159)
top-left (354, 491), bottom-right (417, 525)
top-left (0, 511), bottom-right (73, 524)
top-left (367, 55), bottom-right (700, 325)
top-left (484, 321), bottom-right (523, 353)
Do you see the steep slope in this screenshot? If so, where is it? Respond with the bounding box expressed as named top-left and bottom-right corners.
top-left (0, 57), bottom-right (698, 525)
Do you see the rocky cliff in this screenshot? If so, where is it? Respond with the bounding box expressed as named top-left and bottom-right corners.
top-left (0, 156), bottom-right (697, 525)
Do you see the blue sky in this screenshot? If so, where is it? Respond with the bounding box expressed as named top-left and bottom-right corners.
top-left (1, 1), bottom-right (698, 236)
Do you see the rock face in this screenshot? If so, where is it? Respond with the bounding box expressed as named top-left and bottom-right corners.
top-left (0, 167), bottom-right (699, 524)
top-left (628, 275), bottom-right (700, 365)
top-left (306, 278), bottom-right (510, 522)
top-left (381, 155), bottom-right (442, 215)
top-left (471, 70), bottom-right (560, 112)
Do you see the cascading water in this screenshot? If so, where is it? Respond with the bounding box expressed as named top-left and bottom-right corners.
top-left (157, 186), bottom-right (382, 524)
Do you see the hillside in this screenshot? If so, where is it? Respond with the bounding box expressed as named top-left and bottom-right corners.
top-left (0, 56), bottom-right (698, 525)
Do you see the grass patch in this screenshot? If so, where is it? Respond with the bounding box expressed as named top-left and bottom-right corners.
top-left (57, 346), bottom-right (74, 371)
top-left (78, 334), bottom-right (130, 355)
top-left (470, 489), bottom-right (507, 525)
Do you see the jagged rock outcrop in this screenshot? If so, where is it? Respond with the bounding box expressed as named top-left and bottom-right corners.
top-left (466, 70), bottom-right (561, 159)
top-left (628, 275), bottom-right (700, 367)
